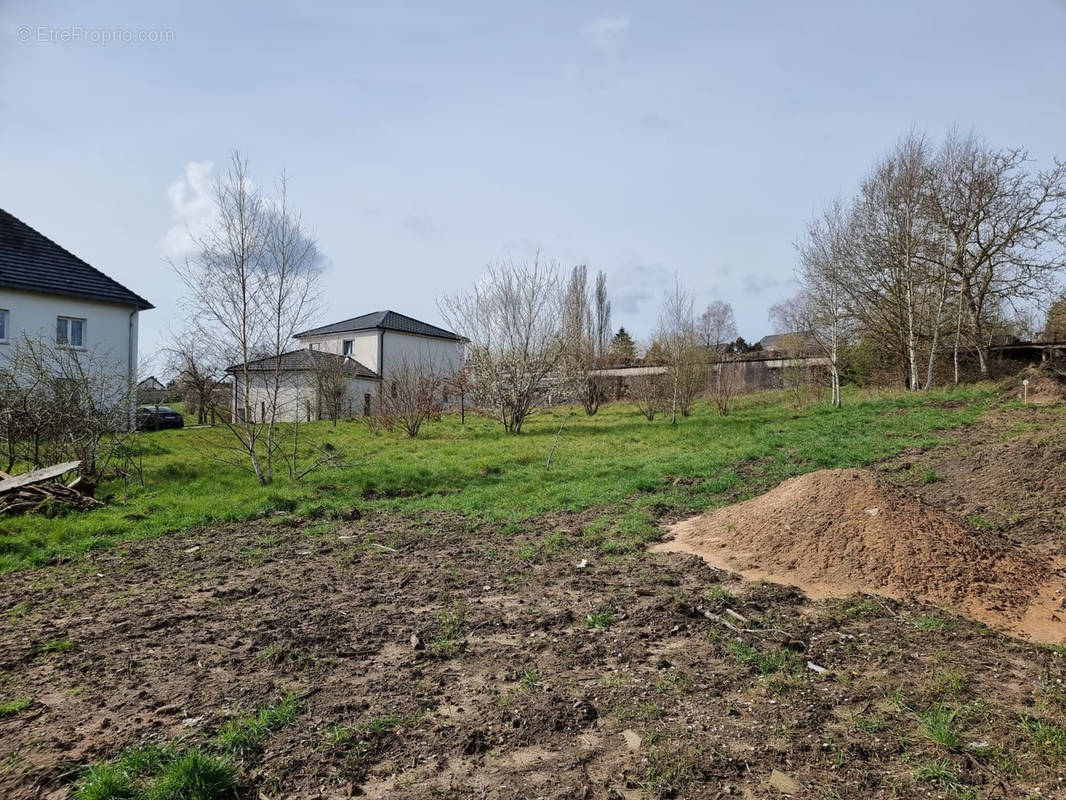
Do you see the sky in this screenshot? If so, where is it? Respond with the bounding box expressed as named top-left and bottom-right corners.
top-left (2, 0), bottom-right (1065, 373)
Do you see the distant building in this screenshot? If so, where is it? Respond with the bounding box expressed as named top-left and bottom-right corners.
top-left (227, 310), bottom-right (464, 422)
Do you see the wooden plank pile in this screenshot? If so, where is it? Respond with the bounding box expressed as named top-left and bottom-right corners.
top-left (0, 461), bottom-right (102, 516)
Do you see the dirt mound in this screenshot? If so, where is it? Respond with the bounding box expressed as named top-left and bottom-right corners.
top-left (654, 469), bottom-right (1066, 642)
top-left (1006, 365), bottom-right (1066, 405)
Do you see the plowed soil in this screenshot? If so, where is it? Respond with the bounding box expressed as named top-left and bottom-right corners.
top-left (654, 469), bottom-right (1066, 643)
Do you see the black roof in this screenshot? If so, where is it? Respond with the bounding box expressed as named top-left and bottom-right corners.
top-left (295, 310), bottom-right (461, 341)
top-left (0, 208), bottom-right (153, 310)
top-left (226, 349), bottom-right (379, 379)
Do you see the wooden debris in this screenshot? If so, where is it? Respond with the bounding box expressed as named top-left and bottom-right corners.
top-left (0, 461), bottom-right (102, 516)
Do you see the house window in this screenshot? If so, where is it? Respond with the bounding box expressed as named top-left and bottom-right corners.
top-left (363, 393), bottom-right (371, 416)
top-left (0, 309), bottom-right (8, 342)
top-left (308, 342), bottom-right (317, 351)
top-left (57, 316), bottom-right (86, 347)
top-left (342, 339), bottom-right (353, 356)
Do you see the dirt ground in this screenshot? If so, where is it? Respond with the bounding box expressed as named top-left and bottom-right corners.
top-left (2, 404), bottom-right (1066, 799)
top-left (654, 468), bottom-right (1065, 643)
top-left (879, 401), bottom-right (1066, 555)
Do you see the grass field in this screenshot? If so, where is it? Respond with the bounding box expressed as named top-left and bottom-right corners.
top-left (0, 385), bottom-right (992, 572)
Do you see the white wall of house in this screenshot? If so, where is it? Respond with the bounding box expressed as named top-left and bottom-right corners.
top-left (0, 288), bottom-right (140, 376)
top-left (297, 330), bottom-right (379, 370)
top-left (380, 331), bottom-right (462, 378)
top-left (294, 330), bottom-right (462, 379)
top-left (233, 370), bottom-right (380, 422)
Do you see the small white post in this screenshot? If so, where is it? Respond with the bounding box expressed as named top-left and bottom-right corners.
top-left (1022, 378), bottom-right (1029, 404)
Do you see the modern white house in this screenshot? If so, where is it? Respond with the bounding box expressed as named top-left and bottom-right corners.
top-left (0, 208), bottom-right (153, 423)
top-left (227, 310), bottom-right (464, 422)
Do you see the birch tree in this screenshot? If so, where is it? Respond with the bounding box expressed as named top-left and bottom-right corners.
top-left (173, 152), bottom-right (322, 483)
top-left (656, 276), bottom-right (701, 424)
top-left (787, 200), bottom-right (856, 406)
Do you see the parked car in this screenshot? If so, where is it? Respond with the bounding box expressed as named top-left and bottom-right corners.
top-left (137, 405), bottom-right (184, 431)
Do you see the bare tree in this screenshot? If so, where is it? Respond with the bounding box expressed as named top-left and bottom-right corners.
top-left (698, 301), bottom-right (737, 350)
top-left (656, 275), bottom-right (701, 424)
top-left (562, 264), bottom-right (609, 415)
top-left (630, 370), bottom-right (666, 421)
top-left (259, 172), bottom-right (323, 476)
top-left (805, 128), bottom-right (1066, 389)
top-left (706, 358), bottom-right (741, 416)
top-left (927, 130), bottom-right (1066, 378)
top-left (782, 200), bottom-right (857, 406)
top-left (0, 334), bottom-right (136, 483)
top-left (311, 355), bottom-right (354, 425)
top-left (440, 255), bottom-right (567, 434)
top-left (593, 270), bottom-right (612, 360)
top-left (444, 366), bottom-right (472, 424)
top-left (166, 330), bottom-right (224, 425)
top-left (376, 356), bottom-right (444, 437)
top-left (850, 132), bottom-right (938, 390)
top-left (172, 152), bottom-right (322, 484)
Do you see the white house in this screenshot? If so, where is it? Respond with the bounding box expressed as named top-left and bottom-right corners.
top-left (227, 310), bottom-right (464, 422)
top-left (0, 208), bottom-right (153, 422)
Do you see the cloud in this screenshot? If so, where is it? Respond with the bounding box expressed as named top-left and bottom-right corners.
top-left (740, 272), bottom-right (798, 297)
top-left (581, 15), bottom-right (630, 55)
top-left (638, 112), bottom-right (673, 131)
top-left (161, 160), bottom-right (215, 260)
top-left (611, 261), bottom-right (672, 316)
top-left (399, 213), bottom-right (441, 240)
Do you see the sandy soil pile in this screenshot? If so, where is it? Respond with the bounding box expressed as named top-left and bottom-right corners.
top-left (655, 469), bottom-right (1065, 641)
top-left (1008, 365), bottom-right (1066, 405)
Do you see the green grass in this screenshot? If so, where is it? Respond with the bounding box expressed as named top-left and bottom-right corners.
top-left (914, 613), bottom-right (954, 632)
top-left (702, 584), bottom-right (734, 605)
top-left (75, 762), bottom-right (135, 800)
top-left (1021, 716), bottom-right (1066, 762)
top-left (921, 469), bottom-right (943, 484)
top-left (912, 759), bottom-right (975, 799)
top-left (916, 703), bottom-right (962, 750)
top-left (727, 640), bottom-right (800, 675)
top-left (324, 712), bottom-right (422, 749)
top-left (427, 610), bottom-right (466, 658)
top-left (74, 744), bottom-right (236, 800)
top-left (0, 385), bottom-right (993, 572)
top-left (0, 697), bottom-right (31, 716)
top-left (212, 694), bottom-right (300, 757)
top-left (584, 606), bottom-right (616, 629)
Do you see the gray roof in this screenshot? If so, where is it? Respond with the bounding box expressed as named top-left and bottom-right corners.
top-left (226, 349), bottom-right (379, 379)
top-left (0, 208), bottom-right (153, 310)
top-left (295, 310), bottom-right (461, 341)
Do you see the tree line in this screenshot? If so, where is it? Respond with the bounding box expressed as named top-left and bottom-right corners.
top-left (773, 129), bottom-right (1066, 405)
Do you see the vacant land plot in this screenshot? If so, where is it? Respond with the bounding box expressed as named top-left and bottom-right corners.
top-left (2, 387), bottom-right (1065, 799)
top-left (1, 387), bottom-right (989, 572)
